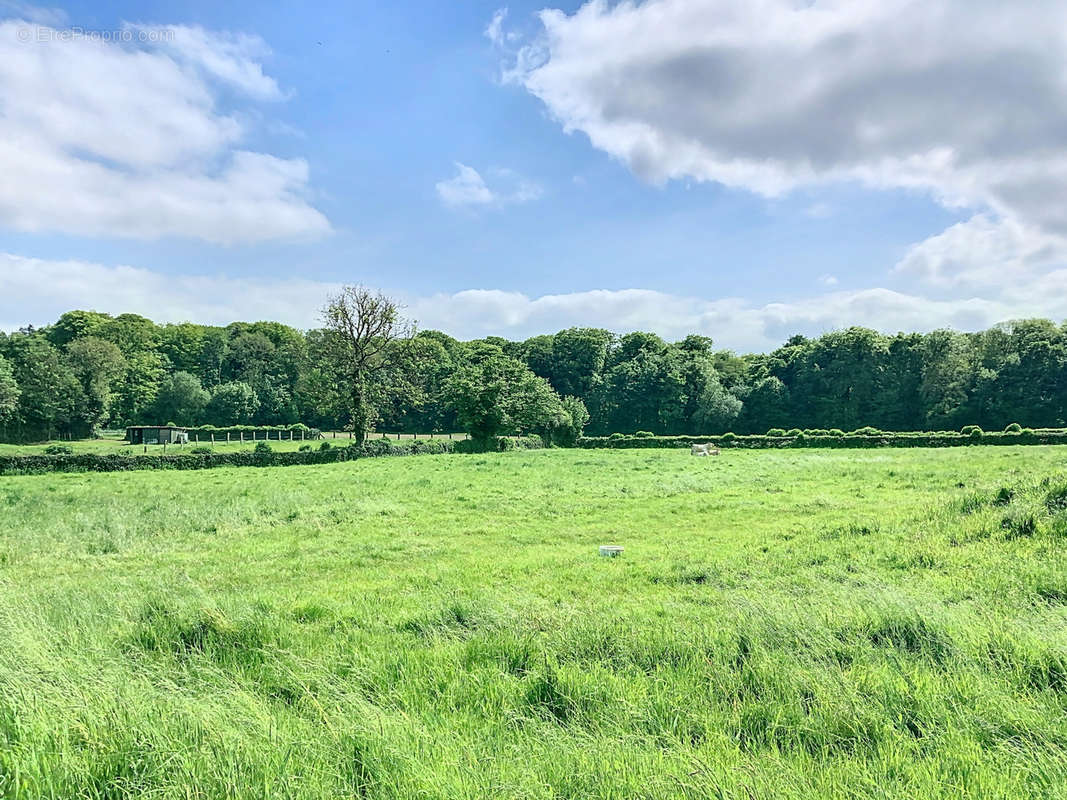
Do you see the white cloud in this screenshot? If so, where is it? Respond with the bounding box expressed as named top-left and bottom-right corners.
top-left (485, 8), bottom-right (509, 48)
top-left (0, 18), bottom-right (329, 243)
top-left (894, 215), bottom-right (1067, 290)
top-left (435, 162), bottom-right (542, 209)
top-left (3, 253), bottom-right (1066, 353)
top-left (124, 24), bottom-right (285, 101)
top-left (436, 163), bottom-right (496, 208)
top-left (497, 0), bottom-right (1067, 286)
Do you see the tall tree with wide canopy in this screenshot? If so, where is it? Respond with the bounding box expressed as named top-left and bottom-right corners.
top-left (66, 336), bottom-right (126, 430)
top-left (154, 371), bottom-right (210, 426)
top-left (322, 286), bottom-right (415, 444)
top-left (447, 344), bottom-right (567, 446)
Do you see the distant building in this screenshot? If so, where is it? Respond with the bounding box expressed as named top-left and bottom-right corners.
top-left (126, 426), bottom-right (189, 445)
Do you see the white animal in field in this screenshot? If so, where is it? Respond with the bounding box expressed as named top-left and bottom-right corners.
top-left (691, 443), bottom-right (721, 456)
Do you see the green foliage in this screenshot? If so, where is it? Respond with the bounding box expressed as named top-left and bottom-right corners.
top-left (189, 446), bottom-right (213, 455)
top-left (254, 441), bottom-right (273, 454)
top-left (633, 430), bottom-right (655, 438)
top-left (66, 336), bottom-right (126, 430)
top-left (11, 310), bottom-right (1067, 444)
top-left (448, 344), bottom-right (566, 445)
top-left (766, 428), bottom-right (787, 437)
top-left (298, 444), bottom-right (312, 452)
top-left (549, 396), bottom-right (590, 447)
top-left (0, 353), bottom-right (19, 425)
top-left (205, 382), bottom-right (259, 426)
top-left (44, 444), bottom-right (73, 455)
top-left (961, 425), bottom-right (983, 435)
top-left (786, 428), bottom-right (803, 436)
top-left (153, 372), bottom-right (209, 427)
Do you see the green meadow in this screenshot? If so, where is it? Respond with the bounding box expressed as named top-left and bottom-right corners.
top-left (0, 447), bottom-right (1065, 799)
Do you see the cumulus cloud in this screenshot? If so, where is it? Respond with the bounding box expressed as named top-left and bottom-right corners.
top-left (435, 163), bottom-right (542, 209)
top-left (497, 0), bottom-right (1067, 288)
top-left (4, 253), bottom-right (1067, 353)
top-left (0, 18), bottom-right (329, 243)
top-left (124, 24), bottom-right (285, 101)
top-left (894, 215), bottom-right (1067, 290)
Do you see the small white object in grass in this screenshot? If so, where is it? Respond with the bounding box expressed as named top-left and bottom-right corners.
top-left (599, 545), bottom-right (624, 557)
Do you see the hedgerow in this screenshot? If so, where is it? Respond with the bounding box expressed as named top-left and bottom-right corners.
top-left (577, 429), bottom-right (1067, 449)
top-left (182, 424), bottom-right (321, 441)
top-left (454, 435), bottom-right (546, 454)
top-left (0, 439), bottom-right (454, 476)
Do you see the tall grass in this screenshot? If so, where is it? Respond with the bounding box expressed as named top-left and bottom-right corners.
top-left (0, 447), bottom-right (1065, 798)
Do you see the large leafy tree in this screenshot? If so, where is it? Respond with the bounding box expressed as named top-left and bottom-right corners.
top-left (46, 310), bottom-right (111, 349)
top-left (550, 327), bottom-right (613, 399)
top-left (154, 371), bottom-right (210, 426)
top-left (159, 323), bottom-right (208, 374)
top-left (97, 313), bottom-right (165, 424)
top-left (66, 337), bottom-right (126, 430)
top-left (448, 344), bottom-right (566, 445)
top-left (322, 286), bottom-right (415, 443)
top-left (593, 332), bottom-right (686, 434)
top-left (4, 333), bottom-right (81, 439)
top-left (920, 330), bottom-right (973, 429)
top-left (205, 382), bottom-right (259, 426)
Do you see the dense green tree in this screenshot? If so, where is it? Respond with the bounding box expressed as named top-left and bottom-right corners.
top-left (198, 329), bottom-right (229, 389)
top-left (593, 333), bottom-right (685, 434)
top-left (737, 376), bottom-right (791, 433)
top-left (549, 327), bottom-right (613, 399)
top-left (3, 333), bottom-right (82, 438)
top-left (0, 354), bottom-right (19, 426)
top-left (448, 344), bottom-right (566, 445)
top-left (205, 382), bottom-right (259, 426)
top-left (66, 337), bottom-right (126, 430)
top-left (551, 395), bottom-right (591, 447)
top-left (788, 328), bottom-right (890, 430)
top-left (153, 371), bottom-right (210, 426)
top-left (159, 323), bottom-right (208, 374)
top-left (692, 372), bottom-right (742, 433)
top-left (920, 330), bottom-right (972, 429)
top-left (46, 310), bottom-right (111, 349)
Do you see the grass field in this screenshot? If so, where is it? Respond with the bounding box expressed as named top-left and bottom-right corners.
top-left (0, 447), bottom-right (1065, 798)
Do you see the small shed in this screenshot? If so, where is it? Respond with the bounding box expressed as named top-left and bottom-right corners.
top-left (126, 426), bottom-right (189, 445)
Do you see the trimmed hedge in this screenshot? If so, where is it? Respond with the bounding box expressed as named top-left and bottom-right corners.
top-left (577, 430), bottom-right (1067, 450)
top-left (454, 434), bottom-right (546, 454)
top-left (0, 439), bottom-right (453, 476)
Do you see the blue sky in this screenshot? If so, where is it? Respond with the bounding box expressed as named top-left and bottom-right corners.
top-left (1, 0), bottom-right (1065, 351)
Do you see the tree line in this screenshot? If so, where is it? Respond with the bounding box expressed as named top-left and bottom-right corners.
top-left (1, 294), bottom-right (1065, 444)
